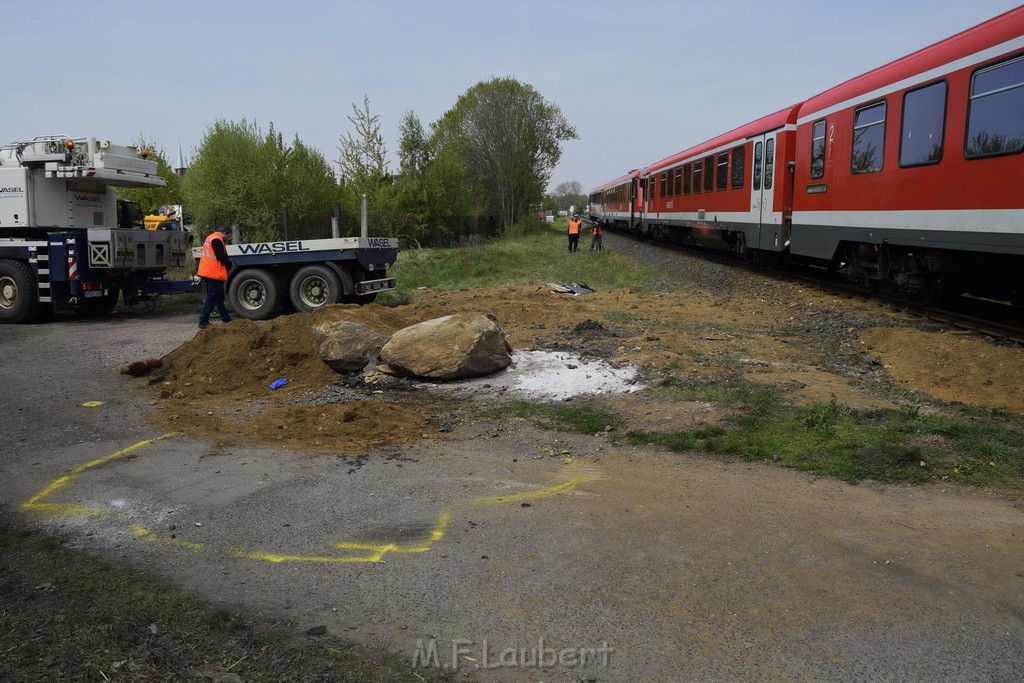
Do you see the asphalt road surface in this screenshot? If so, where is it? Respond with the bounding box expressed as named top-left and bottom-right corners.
top-left (2, 309), bottom-right (1023, 682)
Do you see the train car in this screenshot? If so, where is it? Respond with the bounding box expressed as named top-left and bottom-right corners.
top-left (637, 106), bottom-right (801, 261)
top-left (591, 7), bottom-right (1024, 305)
top-left (790, 6), bottom-right (1024, 303)
top-left (588, 169), bottom-right (642, 231)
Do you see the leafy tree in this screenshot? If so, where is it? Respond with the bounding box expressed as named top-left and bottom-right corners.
top-left (541, 194), bottom-right (559, 214)
top-left (392, 109), bottom-right (476, 244)
top-left (397, 109), bottom-right (429, 177)
top-left (552, 180), bottom-right (585, 212)
top-left (431, 77), bottom-right (577, 230)
top-left (182, 119), bottom-right (339, 241)
top-left (337, 96), bottom-right (389, 196)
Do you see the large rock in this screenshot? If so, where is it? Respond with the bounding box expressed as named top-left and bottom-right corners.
top-left (313, 321), bottom-right (388, 373)
top-left (379, 313), bottom-right (512, 380)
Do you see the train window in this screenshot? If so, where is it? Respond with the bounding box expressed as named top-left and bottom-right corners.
top-left (660, 172), bottom-right (667, 198)
top-left (852, 101), bottom-right (886, 173)
top-left (753, 142), bottom-right (763, 190)
top-left (692, 159), bottom-right (702, 193)
top-left (811, 120), bottom-right (826, 178)
top-left (966, 55), bottom-right (1024, 158)
top-left (764, 139), bottom-right (775, 189)
top-left (731, 146), bottom-right (745, 188)
top-left (716, 152), bottom-right (729, 191)
top-left (674, 167), bottom-right (682, 196)
top-left (683, 163), bottom-right (691, 195)
top-left (900, 81), bottom-right (947, 167)
top-left (703, 155), bottom-right (714, 192)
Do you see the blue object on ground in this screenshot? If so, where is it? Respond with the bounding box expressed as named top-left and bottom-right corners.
top-left (269, 378), bottom-right (289, 390)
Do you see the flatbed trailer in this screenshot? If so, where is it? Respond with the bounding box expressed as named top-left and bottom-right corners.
top-left (196, 235), bottom-right (399, 320)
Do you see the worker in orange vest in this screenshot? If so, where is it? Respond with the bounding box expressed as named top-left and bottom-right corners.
top-left (197, 226), bottom-right (234, 329)
top-left (567, 215), bottom-right (581, 253)
top-left (589, 220), bottom-right (604, 252)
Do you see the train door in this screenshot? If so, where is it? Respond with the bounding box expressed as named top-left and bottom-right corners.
top-left (629, 177), bottom-right (637, 228)
top-left (639, 175), bottom-right (649, 231)
top-left (749, 132), bottom-right (779, 250)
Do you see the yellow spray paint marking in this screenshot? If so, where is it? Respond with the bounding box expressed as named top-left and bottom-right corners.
top-left (21, 433), bottom-right (178, 518)
top-left (82, 401), bottom-right (105, 407)
top-left (25, 436), bottom-right (598, 565)
top-left (142, 461), bottom-right (597, 565)
top-left (233, 512), bottom-right (456, 564)
top-left (132, 524), bottom-right (204, 550)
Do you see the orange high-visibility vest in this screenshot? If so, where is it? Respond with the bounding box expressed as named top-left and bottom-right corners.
top-left (197, 232), bottom-right (229, 281)
top-left (593, 224), bottom-right (602, 235)
top-left (568, 220), bottom-right (580, 235)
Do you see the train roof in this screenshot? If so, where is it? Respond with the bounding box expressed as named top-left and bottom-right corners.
top-left (798, 6), bottom-right (1024, 123)
top-left (642, 104), bottom-right (802, 176)
top-left (588, 169), bottom-right (640, 195)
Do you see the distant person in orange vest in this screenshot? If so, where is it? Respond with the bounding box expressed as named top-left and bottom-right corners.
top-left (197, 226), bottom-right (234, 330)
top-left (589, 220), bottom-right (603, 251)
top-left (567, 215), bottom-right (581, 253)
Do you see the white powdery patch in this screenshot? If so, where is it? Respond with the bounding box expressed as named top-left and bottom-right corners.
top-left (509, 351), bottom-right (642, 399)
top-left (430, 350), bottom-right (643, 400)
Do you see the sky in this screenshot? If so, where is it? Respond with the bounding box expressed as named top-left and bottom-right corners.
top-left (6, 1), bottom-right (1021, 194)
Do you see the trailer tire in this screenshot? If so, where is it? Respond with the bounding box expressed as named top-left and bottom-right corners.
top-left (228, 268), bottom-right (281, 320)
top-left (0, 259), bottom-right (41, 324)
top-left (289, 265), bottom-right (342, 313)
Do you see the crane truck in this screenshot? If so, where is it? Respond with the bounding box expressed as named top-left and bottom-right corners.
top-left (0, 135), bottom-right (192, 323)
top-left (1, 134), bottom-right (401, 324)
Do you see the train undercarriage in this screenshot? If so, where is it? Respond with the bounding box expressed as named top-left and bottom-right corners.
top-left (613, 217), bottom-right (1024, 309)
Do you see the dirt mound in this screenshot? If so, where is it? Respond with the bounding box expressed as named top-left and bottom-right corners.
top-left (859, 327), bottom-right (1024, 413)
top-left (160, 305), bottom-right (415, 402)
top-left (139, 282), bottom-right (1024, 456)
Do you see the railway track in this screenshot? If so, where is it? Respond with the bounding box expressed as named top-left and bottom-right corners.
top-left (609, 229), bottom-right (1024, 345)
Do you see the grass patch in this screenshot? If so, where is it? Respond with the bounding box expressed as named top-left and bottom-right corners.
top-left (628, 396), bottom-right (1024, 488)
top-left (387, 228), bottom-right (657, 301)
top-left (647, 380), bottom-right (782, 413)
top-left (485, 401), bottom-right (622, 434)
top-left (0, 518), bottom-right (455, 682)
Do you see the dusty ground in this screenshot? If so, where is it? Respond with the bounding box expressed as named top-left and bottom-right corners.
top-left (4, 234), bottom-right (1023, 682)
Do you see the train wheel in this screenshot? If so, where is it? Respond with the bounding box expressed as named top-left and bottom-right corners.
top-left (228, 268), bottom-right (281, 320)
top-left (0, 259), bottom-right (41, 324)
top-left (911, 275), bottom-right (946, 306)
top-left (289, 265), bottom-right (341, 313)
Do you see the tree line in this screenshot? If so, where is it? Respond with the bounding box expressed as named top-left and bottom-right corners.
top-left (121, 77), bottom-right (577, 245)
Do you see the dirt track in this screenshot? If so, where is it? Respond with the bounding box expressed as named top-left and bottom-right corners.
top-left (3, 235), bottom-right (1023, 681)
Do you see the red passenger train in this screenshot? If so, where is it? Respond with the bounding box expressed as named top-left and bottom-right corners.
top-left (589, 7), bottom-right (1024, 304)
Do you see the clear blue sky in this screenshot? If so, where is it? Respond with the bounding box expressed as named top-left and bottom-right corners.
top-left (7, 1), bottom-right (1021, 193)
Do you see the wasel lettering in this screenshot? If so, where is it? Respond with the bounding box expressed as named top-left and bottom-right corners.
top-left (366, 237), bottom-right (391, 248)
top-left (236, 241), bottom-right (310, 255)
top-left (75, 195), bottom-right (103, 203)
top-left (0, 187), bottom-right (24, 193)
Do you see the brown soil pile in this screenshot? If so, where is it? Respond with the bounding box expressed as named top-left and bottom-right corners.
top-left (145, 282), bottom-right (1024, 455)
top-left (859, 327), bottom-right (1024, 413)
top-left (160, 305), bottom-right (413, 402)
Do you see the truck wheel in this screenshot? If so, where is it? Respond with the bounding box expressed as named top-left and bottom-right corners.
top-left (228, 268), bottom-right (281, 320)
top-left (0, 259), bottom-right (41, 324)
top-left (74, 288), bottom-right (120, 316)
top-left (289, 265), bottom-right (341, 313)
